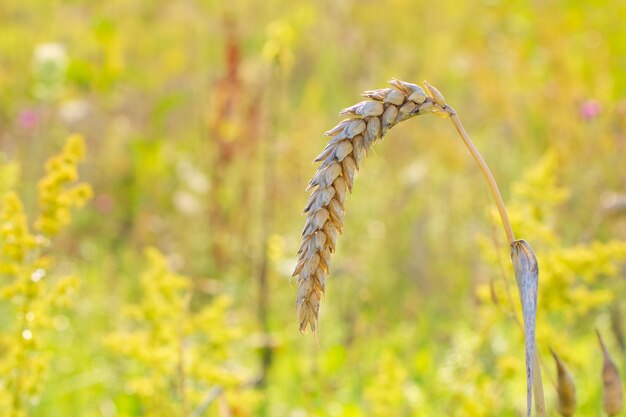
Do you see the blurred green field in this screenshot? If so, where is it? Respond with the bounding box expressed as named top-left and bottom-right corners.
top-left (1, 0), bottom-right (626, 416)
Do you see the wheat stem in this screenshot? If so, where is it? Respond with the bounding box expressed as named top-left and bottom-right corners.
top-left (445, 100), bottom-right (546, 417)
top-left (533, 348), bottom-right (547, 417)
top-left (445, 102), bottom-right (544, 417)
top-left (446, 109), bottom-right (515, 245)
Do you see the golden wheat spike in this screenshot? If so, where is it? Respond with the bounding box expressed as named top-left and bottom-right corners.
top-left (294, 79), bottom-right (443, 334)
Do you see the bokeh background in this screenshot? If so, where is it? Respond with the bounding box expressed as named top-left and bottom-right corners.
top-left (1, 0), bottom-right (626, 416)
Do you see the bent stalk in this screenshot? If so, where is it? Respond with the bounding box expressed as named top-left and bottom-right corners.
top-left (295, 79), bottom-right (546, 417)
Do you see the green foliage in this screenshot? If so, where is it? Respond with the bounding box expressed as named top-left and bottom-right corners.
top-left (479, 151), bottom-right (626, 328)
top-left (0, 158), bottom-right (19, 196)
top-left (35, 134), bottom-right (93, 236)
top-left (106, 248), bottom-right (256, 417)
top-left (1, 0), bottom-right (626, 416)
top-left (475, 151), bottom-right (626, 414)
top-left (364, 351), bottom-right (410, 417)
top-left (0, 135), bottom-right (91, 416)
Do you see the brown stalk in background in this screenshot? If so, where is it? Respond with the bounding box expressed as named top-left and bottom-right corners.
top-left (294, 79), bottom-right (546, 416)
top-left (209, 17), bottom-right (274, 390)
top-left (550, 349), bottom-right (577, 417)
top-left (596, 329), bottom-right (624, 416)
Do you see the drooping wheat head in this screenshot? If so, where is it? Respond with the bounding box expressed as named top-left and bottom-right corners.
top-left (293, 79), bottom-right (449, 333)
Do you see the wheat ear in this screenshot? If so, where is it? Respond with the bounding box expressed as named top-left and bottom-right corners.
top-left (293, 79), bottom-right (445, 334)
top-left (294, 79), bottom-right (546, 417)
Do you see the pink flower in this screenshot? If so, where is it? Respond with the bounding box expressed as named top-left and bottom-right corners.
top-left (18, 109), bottom-right (39, 129)
top-left (580, 99), bottom-right (601, 121)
